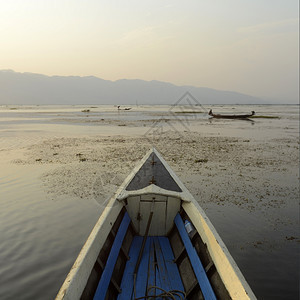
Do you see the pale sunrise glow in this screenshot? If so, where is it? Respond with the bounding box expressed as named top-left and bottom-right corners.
top-left (0, 0), bottom-right (298, 102)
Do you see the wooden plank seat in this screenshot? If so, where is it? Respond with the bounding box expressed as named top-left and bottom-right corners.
top-left (117, 236), bottom-right (184, 299)
top-left (174, 213), bottom-right (217, 300)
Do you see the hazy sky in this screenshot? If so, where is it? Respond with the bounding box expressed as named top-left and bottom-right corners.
top-left (0, 0), bottom-right (298, 102)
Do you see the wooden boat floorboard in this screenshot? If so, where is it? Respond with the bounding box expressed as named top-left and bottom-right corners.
top-left (117, 235), bottom-right (185, 299)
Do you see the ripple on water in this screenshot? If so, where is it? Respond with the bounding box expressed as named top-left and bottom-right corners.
top-left (0, 166), bottom-right (100, 300)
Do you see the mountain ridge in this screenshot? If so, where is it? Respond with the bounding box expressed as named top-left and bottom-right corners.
top-left (0, 70), bottom-right (266, 105)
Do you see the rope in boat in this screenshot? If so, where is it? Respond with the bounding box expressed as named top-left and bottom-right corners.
top-left (134, 286), bottom-right (186, 299)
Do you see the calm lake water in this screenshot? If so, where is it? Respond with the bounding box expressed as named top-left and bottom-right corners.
top-left (0, 104), bottom-right (299, 299)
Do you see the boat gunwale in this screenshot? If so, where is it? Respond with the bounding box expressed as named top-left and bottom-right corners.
top-left (55, 199), bottom-right (124, 299)
top-left (182, 200), bottom-right (256, 299)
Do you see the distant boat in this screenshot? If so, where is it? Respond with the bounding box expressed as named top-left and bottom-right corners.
top-left (209, 109), bottom-right (255, 119)
top-left (117, 105), bottom-right (132, 111)
top-left (56, 148), bottom-right (256, 300)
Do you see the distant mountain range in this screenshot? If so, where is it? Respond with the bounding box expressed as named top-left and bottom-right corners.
top-left (0, 70), bottom-right (266, 105)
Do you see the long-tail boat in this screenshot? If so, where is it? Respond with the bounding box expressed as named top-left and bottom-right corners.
top-left (209, 109), bottom-right (255, 119)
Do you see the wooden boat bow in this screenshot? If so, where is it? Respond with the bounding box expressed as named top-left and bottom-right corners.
top-left (56, 148), bottom-right (256, 300)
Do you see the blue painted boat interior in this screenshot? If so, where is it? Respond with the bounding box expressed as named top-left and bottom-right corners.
top-left (93, 212), bottom-right (217, 300)
top-left (117, 236), bottom-right (185, 299)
